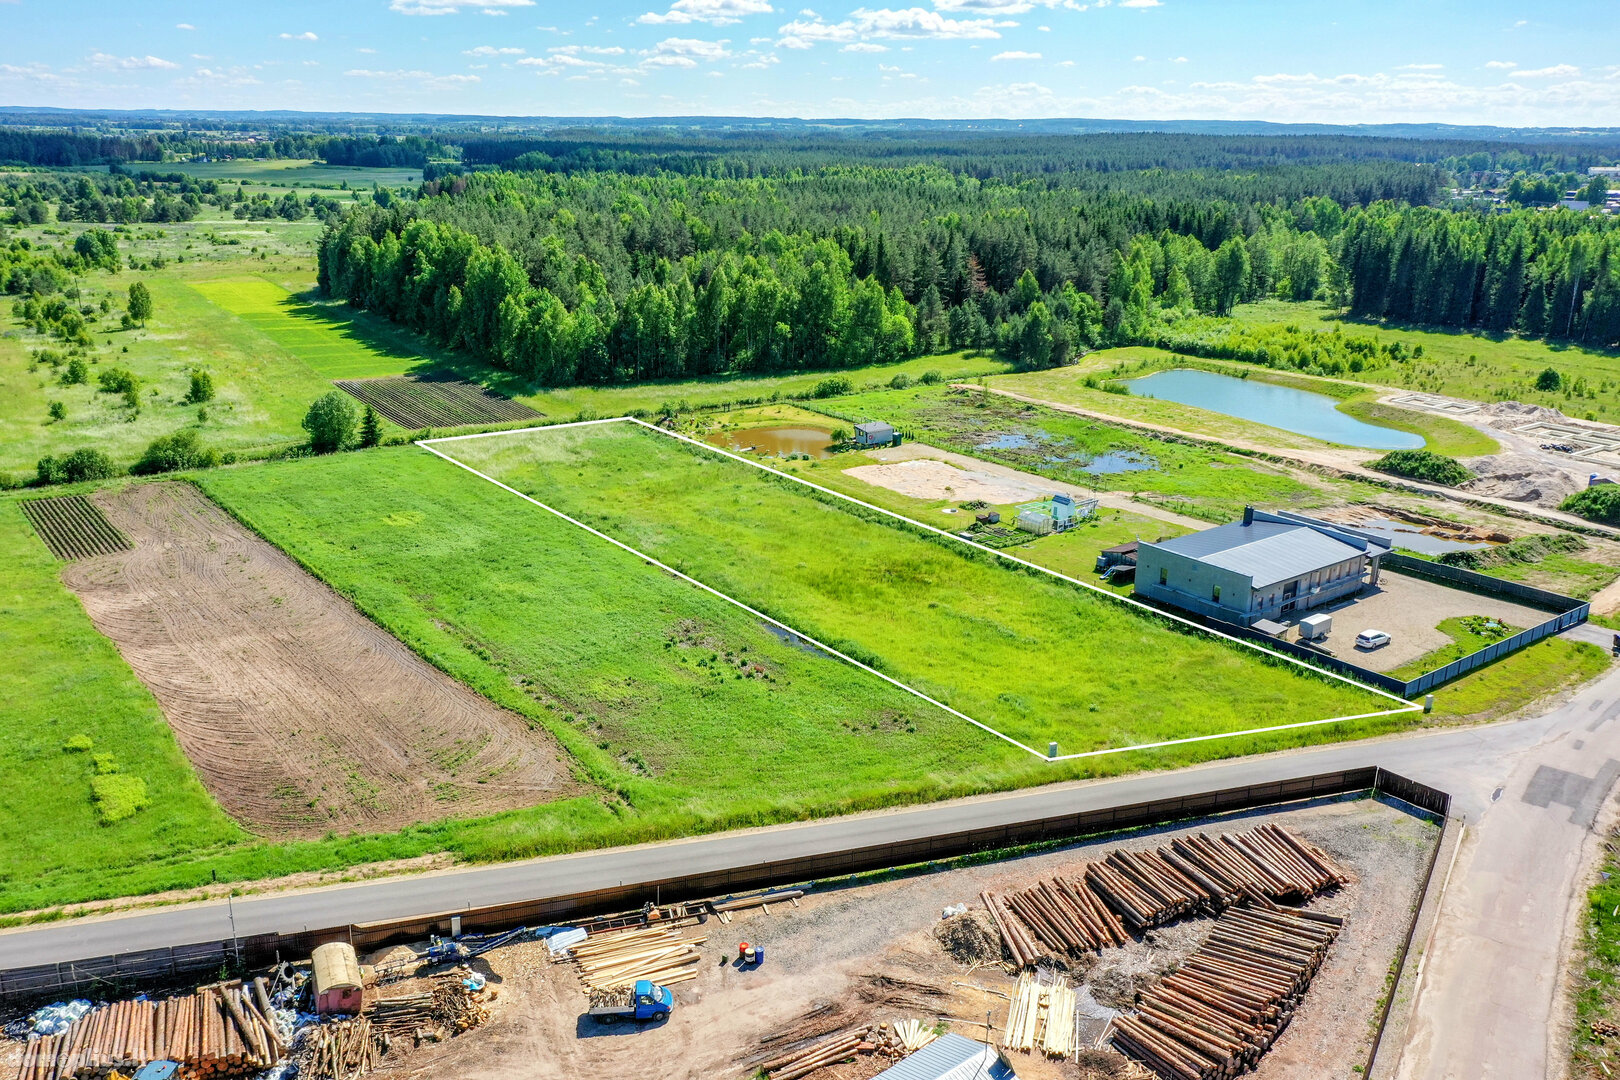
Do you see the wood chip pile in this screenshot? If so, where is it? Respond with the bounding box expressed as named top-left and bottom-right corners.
top-left (1002, 972), bottom-right (1078, 1058)
top-left (556, 924), bottom-right (706, 990)
top-left (982, 825), bottom-right (1346, 965)
top-left (1109, 904), bottom-right (1343, 1080)
top-left (13, 979), bottom-right (286, 1080)
top-left (758, 1021), bottom-right (939, 1080)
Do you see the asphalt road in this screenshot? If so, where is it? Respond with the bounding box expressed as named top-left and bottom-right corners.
top-left (4, 664), bottom-right (1619, 1079)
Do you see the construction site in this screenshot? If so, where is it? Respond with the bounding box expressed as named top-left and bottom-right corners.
top-left (0, 794), bottom-right (1437, 1080)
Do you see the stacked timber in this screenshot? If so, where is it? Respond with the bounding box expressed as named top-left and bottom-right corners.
top-left (758, 1021), bottom-right (937, 1080)
top-left (303, 1017), bottom-right (380, 1080)
top-left (1001, 972), bottom-right (1079, 1057)
top-left (558, 924), bottom-right (705, 990)
top-left (13, 979), bottom-right (286, 1080)
top-left (983, 825), bottom-right (1347, 967)
top-left (1111, 906), bottom-right (1343, 1080)
top-left (710, 889), bottom-right (804, 923)
top-left (362, 991), bottom-right (435, 1036)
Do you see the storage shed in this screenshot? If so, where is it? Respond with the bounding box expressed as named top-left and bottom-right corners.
top-left (871, 1034), bottom-right (1019, 1080)
top-left (311, 942), bottom-right (364, 1015)
top-left (854, 421), bottom-right (897, 448)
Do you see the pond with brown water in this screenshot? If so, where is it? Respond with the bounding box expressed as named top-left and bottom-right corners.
top-left (706, 426), bottom-right (836, 459)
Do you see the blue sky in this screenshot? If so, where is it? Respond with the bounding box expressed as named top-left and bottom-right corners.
top-left (3, 0), bottom-right (1618, 124)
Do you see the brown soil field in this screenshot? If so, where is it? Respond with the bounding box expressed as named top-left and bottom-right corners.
top-left (335, 375), bottom-right (540, 429)
top-left (61, 482), bottom-right (579, 837)
top-left (353, 796), bottom-right (1435, 1080)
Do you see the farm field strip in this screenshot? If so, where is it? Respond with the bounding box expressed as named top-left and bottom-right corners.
top-left (20, 495), bottom-right (132, 561)
top-left (422, 418), bottom-right (1419, 762)
top-left (336, 375), bottom-right (541, 429)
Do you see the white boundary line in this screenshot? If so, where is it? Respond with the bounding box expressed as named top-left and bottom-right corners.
top-left (418, 417), bottom-right (1421, 763)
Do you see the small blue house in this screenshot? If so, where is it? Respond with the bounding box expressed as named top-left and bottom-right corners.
top-left (854, 421), bottom-right (897, 448)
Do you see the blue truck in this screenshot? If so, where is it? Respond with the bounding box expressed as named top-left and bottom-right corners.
top-left (587, 980), bottom-right (674, 1024)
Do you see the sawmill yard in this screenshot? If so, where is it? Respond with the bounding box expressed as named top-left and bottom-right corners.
top-left (240, 795), bottom-right (1431, 1080)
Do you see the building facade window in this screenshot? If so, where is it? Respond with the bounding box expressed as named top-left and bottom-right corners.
top-left (1160, 567), bottom-right (1168, 586)
top-left (1212, 585), bottom-right (1222, 603)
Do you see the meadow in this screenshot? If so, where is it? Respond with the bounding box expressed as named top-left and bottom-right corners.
top-left (124, 159), bottom-right (424, 194)
top-left (808, 383), bottom-right (1362, 523)
top-left (442, 421), bottom-right (1399, 752)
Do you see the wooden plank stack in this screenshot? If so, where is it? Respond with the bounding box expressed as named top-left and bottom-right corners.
top-left (556, 924), bottom-right (706, 990)
top-left (1001, 973), bottom-right (1078, 1057)
top-left (13, 979), bottom-right (286, 1080)
top-left (1110, 905), bottom-right (1344, 1080)
top-left (982, 825), bottom-right (1347, 966)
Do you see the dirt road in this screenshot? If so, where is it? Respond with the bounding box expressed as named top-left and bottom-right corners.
top-left (63, 482), bottom-right (578, 837)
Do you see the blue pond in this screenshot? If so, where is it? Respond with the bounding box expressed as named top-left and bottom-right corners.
top-left (1073, 450), bottom-right (1157, 474)
top-left (1122, 368), bottom-right (1425, 451)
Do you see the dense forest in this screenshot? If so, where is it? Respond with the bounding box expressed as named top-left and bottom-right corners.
top-left (0, 129), bottom-right (450, 168)
top-left (316, 145), bottom-right (1620, 386)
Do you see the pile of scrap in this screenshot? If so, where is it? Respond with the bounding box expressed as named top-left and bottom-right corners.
top-left (758, 1021), bottom-right (938, 1080)
top-left (362, 976), bottom-right (487, 1041)
top-left (303, 1017), bottom-right (380, 1080)
top-left (557, 924), bottom-right (705, 990)
top-left (1110, 905), bottom-right (1343, 1080)
top-left (14, 980), bottom-right (286, 1080)
top-left (1002, 972), bottom-right (1078, 1058)
top-left (982, 825), bottom-right (1347, 965)
top-left (710, 889), bottom-right (803, 924)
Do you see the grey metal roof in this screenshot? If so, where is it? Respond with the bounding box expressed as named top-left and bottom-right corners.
top-left (855, 421), bottom-right (895, 434)
top-left (872, 1034), bottom-right (1018, 1080)
top-left (1151, 521), bottom-right (1367, 589)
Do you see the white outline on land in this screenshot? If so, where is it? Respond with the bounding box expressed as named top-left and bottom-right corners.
top-left (418, 417), bottom-right (1421, 763)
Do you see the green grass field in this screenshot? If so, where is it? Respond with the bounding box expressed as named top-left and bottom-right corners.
top-left (806, 383), bottom-right (1360, 523)
top-left (990, 348), bottom-right (1500, 459)
top-left (124, 159), bottom-right (423, 193)
top-left (441, 421), bottom-right (1398, 752)
top-left (1231, 299), bottom-right (1620, 423)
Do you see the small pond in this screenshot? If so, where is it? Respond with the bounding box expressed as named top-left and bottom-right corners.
top-left (1068, 450), bottom-right (1157, 474)
top-left (708, 426), bottom-right (835, 459)
top-left (1122, 369), bottom-right (1425, 450)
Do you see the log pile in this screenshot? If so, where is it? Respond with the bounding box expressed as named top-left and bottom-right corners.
top-left (758, 1021), bottom-right (941, 1080)
top-left (556, 924), bottom-right (705, 991)
top-left (14, 980), bottom-right (286, 1080)
top-left (431, 980), bottom-right (490, 1035)
top-left (303, 1017), bottom-right (380, 1080)
top-left (1110, 905), bottom-right (1343, 1080)
top-left (1001, 973), bottom-right (1078, 1057)
top-left (362, 991), bottom-right (435, 1036)
top-left (982, 825), bottom-right (1347, 965)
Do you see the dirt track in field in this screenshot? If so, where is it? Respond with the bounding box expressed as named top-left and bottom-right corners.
top-left (63, 482), bottom-right (579, 838)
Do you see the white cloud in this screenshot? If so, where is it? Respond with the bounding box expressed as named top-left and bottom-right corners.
top-left (1056, 59), bottom-right (1073, 66)
top-left (643, 36), bottom-right (732, 60)
top-left (176, 23), bottom-right (195, 31)
top-left (776, 7), bottom-right (1013, 49)
top-left (279, 32), bottom-right (319, 41)
top-left (1513, 64), bottom-right (1579, 78)
top-left (841, 41), bottom-right (888, 51)
top-left (1171, 55), bottom-right (1187, 63)
top-left (88, 52), bottom-right (181, 70)
top-left (1132, 54), bottom-right (1145, 61)
top-left (741, 53), bottom-right (781, 67)
top-left (345, 67), bottom-right (481, 87)
top-left (552, 44), bottom-right (627, 55)
top-left (1485, 59), bottom-right (1516, 69)
top-left (643, 54), bottom-right (699, 67)
top-left (464, 45), bottom-right (525, 55)
top-left (388, 0), bottom-right (532, 13)
top-left (991, 50), bottom-right (1040, 61)
top-left (639, 0), bottom-right (773, 25)
top-left (356, 47), bottom-right (378, 54)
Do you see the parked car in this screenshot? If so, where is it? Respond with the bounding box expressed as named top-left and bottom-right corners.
top-left (1355, 630), bottom-right (1392, 650)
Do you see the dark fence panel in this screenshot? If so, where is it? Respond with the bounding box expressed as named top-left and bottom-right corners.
top-left (1404, 604), bottom-right (1590, 697)
top-left (2, 767), bottom-right (1453, 1006)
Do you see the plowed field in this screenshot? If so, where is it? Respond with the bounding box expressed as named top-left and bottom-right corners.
top-left (62, 482), bottom-right (578, 837)
top-left (21, 495), bottom-right (131, 560)
top-left (336, 375), bottom-right (540, 429)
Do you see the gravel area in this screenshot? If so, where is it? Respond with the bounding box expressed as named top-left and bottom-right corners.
top-left (343, 794), bottom-right (1438, 1080)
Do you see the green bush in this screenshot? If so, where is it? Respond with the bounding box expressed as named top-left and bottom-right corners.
top-left (303, 390), bottom-right (358, 453)
top-left (36, 447), bottom-right (117, 485)
top-left (1562, 485), bottom-right (1620, 525)
top-left (47, 400), bottom-right (66, 422)
top-left (131, 428), bottom-right (222, 475)
top-left (183, 369), bottom-right (215, 405)
top-left (1369, 449), bottom-right (1473, 486)
top-left (811, 375), bottom-right (854, 399)
top-left (62, 734), bottom-right (93, 753)
top-left (887, 373), bottom-right (914, 390)
top-left (60, 356), bottom-right (88, 385)
top-left (89, 774), bottom-right (149, 825)
top-left (917, 370), bottom-right (944, 385)
top-left (96, 366), bottom-right (140, 395)
top-left (1536, 367), bottom-right (1563, 392)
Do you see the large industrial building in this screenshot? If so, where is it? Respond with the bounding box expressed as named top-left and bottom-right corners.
top-left (1134, 508), bottom-right (1391, 626)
